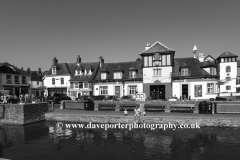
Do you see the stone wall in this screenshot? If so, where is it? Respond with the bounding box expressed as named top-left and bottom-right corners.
top-left (0, 103), bottom-right (49, 125)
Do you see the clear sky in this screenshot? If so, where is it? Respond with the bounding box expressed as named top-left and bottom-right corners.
top-left (0, 0), bottom-right (240, 71)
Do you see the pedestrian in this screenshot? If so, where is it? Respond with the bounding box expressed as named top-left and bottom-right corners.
top-left (124, 109), bottom-right (128, 116)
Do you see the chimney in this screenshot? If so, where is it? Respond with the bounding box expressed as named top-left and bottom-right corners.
top-left (21, 67), bottom-right (24, 70)
top-left (99, 56), bottom-right (104, 68)
top-left (198, 53), bottom-right (205, 62)
top-left (145, 43), bottom-right (151, 50)
top-left (77, 55), bottom-right (81, 64)
top-left (52, 57), bottom-right (58, 66)
top-left (193, 45), bottom-right (197, 58)
top-left (26, 67), bottom-right (31, 74)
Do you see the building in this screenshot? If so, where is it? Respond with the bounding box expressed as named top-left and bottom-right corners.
top-left (172, 46), bottom-right (219, 100)
top-left (94, 56), bottom-right (143, 97)
top-left (27, 67), bottom-right (45, 97)
top-left (43, 57), bottom-right (72, 96)
top-left (68, 55), bottom-right (99, 99)
top-left (0, 62), bottom-right (31, 96)
top-left (216, 51), bottom-right (238, 94)
top-left (139, 41), bottom-right (175, 100)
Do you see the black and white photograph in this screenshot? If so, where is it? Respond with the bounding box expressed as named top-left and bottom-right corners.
top-left (0, 0), bottom-right (240, 160)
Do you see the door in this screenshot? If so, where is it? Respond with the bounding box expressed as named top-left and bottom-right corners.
top-left (150, 85), bottom-right (165, 100)
top-left (182, 84), bottom-right (188, 100)
top-left (15, 87), bottom-right (20, 97)
top-left (115, 86), bottom-right (120, 97)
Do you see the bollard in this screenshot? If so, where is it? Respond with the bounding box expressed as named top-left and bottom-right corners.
top-left (60, 101), bottom-right (65, 109)
top-left (52, 101), bottom-right (54, 109)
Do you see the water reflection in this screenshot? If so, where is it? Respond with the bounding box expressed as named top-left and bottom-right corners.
top-left (1, 122), bottom-right (240, 160)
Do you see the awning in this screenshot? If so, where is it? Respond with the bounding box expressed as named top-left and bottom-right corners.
top-left (0, 89), bottom-right (11, 94)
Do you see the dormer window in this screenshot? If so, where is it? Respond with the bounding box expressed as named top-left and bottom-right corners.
top-left (210, 67), bottom-right (216, 75)
top-left (89, 69), bottom-right (92, 75)
top-left (226, 66), bottom-right (231, 72)
top-left (52, 67), bottom-right (56, 74)
top-left (181, 68), bottom-right (188, 76)
top-left (114, 72), bottom-right (122, 79)
top-left (129, 71), bottom-right (136, 78)
top-left (85, 69), bottom-right (87, 74)
top-left (101, 73), bottom-right (107, 80)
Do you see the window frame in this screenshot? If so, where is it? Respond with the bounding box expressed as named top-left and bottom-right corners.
top-left (101, 73), bottom-right (107, 80)
top-left (129, 71), bottom-right (136, 78)
top-left (6, 75), bottom-right (12, 84)
top-left (61, 78), bottom-right (64, 85)
top-left (113, 72), bottom-right (122, 79)
top-left (181, 68), bottom-right (189, 76)
top-left (153, 68), bottom-right (162, 76)
top-left (52, 78), bottom-right (55, 85)
top-left (22, 76), bottom-right (26, 84)
top-left (207, 83), bottom-right (214, 94)
top-left (100, 86), bottom-right (108, 95)
top-left (14, 75), bottom-right (19, 84)
top-left (52, 67), bottom-right (56, 74)
top-left (226, 86), bottom-right (231, 90)
top-left (226, 66), bottom-right (231, 72)
top-left (128, 85), bottom-right (137, 95)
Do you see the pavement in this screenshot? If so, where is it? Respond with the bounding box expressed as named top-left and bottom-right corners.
top-left (46, 107), bottom-right (240, 118)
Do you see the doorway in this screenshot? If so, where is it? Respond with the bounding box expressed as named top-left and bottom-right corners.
top-left (115, 86), bottom-right (120, 97)
top-left (182, 84), bottom-right (188, 100)
top-left (15, 87), bottom-right (20, 97)
top-left (150, 85), bottom-right (165, 100)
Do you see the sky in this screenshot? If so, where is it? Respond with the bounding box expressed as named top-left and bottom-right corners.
top-left (0, 0), bottom-right (240, 71)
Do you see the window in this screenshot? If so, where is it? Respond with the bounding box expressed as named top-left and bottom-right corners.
top-left (37, 82), bottom-right (39, 85)
top-left (129, 86), bottom-right (137, 95)
top-left (101, 73), bottom-right (107, 80)
top-left (166, 55), bottom-right (171, 65)
top-left (221, 58), bottom-right (224, 62)
top-left (22, 76), bottom-right (26, 84)
top-left (114, 72), bottom-right (122, 79)
top-left (79, 82), bottom-right (83, 88)
top-left (226, 66), bottom-right (231, 72)
top-left (207, 83), bottom-right (214, 94)
top-left (181, 68), bottom-right (188, 76)
top-left (100, 86), bottom-right (108, 95)
top-left (61, 78), bottom-right (64, 85)
top-left (70, 82), bottom-right (73, 89)
top-left (14, 75), bottom-right (19, 84)
top-left (228, 58), bottom-right (231, 62)
top-left (144, 56), bottom-right (153, 67)
top-left (226, 86), bottom-right (231, 90)
top-left (6, 75), bottom-right (12, 84)
top-left (129, 71), bottom-right (136, 78)
top-left (52, 78), bottom-right (55, 85)
top-left (232, 58), bottom-right (236, 62)
top-left (210, 68), bottom-right (216, 75)
top-left (84, 82), bottom-right (89, 88)
top-left (52, 67), bottom-right (56, 74)
top-left (153, 68), bottom-right (161, 76)
top-left (74, 82), bottom-right (79, 88)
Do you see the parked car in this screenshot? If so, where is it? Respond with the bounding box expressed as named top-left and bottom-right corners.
top-left (75, 95), bottom-right (94, 110)
top-left (135, 93), bottom-right (147, 101)
top-left (105, 95), bottom-right (120, 101)
top-left (215, 97), bottom-right (232, 101)
top-left (47, 93), bottom-right (71, 104)
top-left (92, 95), bottom-right (108, 101)
top-left (119, 95), bottom-right (135, 101)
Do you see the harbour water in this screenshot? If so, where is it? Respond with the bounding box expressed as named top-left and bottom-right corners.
top-left (1, 121), bottom-right (240, 160)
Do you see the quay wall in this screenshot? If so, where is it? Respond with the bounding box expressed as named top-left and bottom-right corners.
top-left (0, 103), bottom-right (49, 125)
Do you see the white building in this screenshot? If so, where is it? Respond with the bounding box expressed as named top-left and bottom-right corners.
top-left (216, 51), bottom-right (238, 94)
top-left (172, 46), bottom-right (218, 100)
top-left (139, 41), bottom-right (175, 100)
top-left (94, 56), bottom-right (143, 97)
top-left (43, 57), bottom-right (71, 96)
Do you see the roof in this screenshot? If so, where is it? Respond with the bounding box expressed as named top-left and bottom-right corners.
top-left (172, 57), bottom-right (215, 78)
top-left (31, 71), bottom-right (43, 81)
top-left (95, 61), bottom-right (143, 81)
top-left (46, 63), bottom-right (72, 76)
top-left (0, 62), bottom-right (29, 75)
top-left (200, 60), bottom-right (218, 68)
top-left (204, 55), bottom-right (215, 61)
top-left (140, 41), bottom-right (175, 55)
top-left (69, 62), bottom-right (99, 82)
top-left (217, 51), bottom-right (238, 59)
